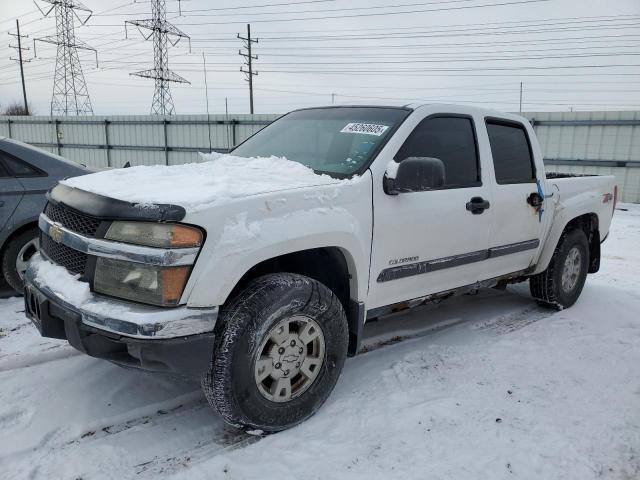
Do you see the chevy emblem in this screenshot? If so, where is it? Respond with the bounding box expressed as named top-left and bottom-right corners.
top-left (49, 223), bottom-right (64, 244)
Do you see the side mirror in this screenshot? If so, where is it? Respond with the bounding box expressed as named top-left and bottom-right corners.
top-left (383, 157), bottom-right (446, 195)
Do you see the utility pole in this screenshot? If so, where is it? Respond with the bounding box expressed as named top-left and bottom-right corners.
top-left (519, 82), bottom-right (523, 113)
top-left (8, 19), bottom-right (31, 115)
top-left (34, 0), bottom-right (98, 116)
top-left (126, 0), bottom-right (191, 115)
top-left (238, 24), bottom-right (258, 114)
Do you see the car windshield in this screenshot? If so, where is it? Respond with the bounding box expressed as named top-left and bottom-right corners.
top-left (231, 107), bottom-right (410, 176)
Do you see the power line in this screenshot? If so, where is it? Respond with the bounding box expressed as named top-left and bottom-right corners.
top-left (236, 13), bottom-right (640, 35)
top-left (0, 1), bottom-right (136, 35)
top-left (95, 0), bottom-right (552, 26)
top-left (189, 33), bottom-right (640, 49)
top-left (94, 0), bottom-right (339, 16)
top-left (226, 22), bottom-right (640, 42)
top-left (253, 16), bottom-right (640, 39)
top-left (0, 9), bottom-right (39, 26)
top-left (125, 0), bottom-right (190, 115)
top-left (243, 63), bottom-right (640, 73)
top-left (49, 50), bottom-right (640, 69)
top-left (171, 0), bottom-right (487, 18)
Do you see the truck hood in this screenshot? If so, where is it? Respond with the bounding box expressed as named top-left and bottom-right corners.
top-left (60, 154), bottom-right (346, 215)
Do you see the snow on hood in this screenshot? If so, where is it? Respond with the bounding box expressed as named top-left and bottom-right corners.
top-left (61, 153), bottom-right (346, 212)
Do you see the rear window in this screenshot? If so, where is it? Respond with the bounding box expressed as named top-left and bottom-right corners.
top-left (0, 151), bottom-right (42, 177)
top-left (486, 120), bottom-right (535, 184)
top-left (0, 158), bottom-right (10, 177)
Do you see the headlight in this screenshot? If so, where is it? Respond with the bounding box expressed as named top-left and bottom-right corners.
top-left (105, 222), bottom-right (203, 248)
top-left (94, 258), bottom-right (191, 306)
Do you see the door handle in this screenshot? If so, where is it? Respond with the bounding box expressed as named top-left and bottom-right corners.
top-left (466, 196), bottom-right (490, 214)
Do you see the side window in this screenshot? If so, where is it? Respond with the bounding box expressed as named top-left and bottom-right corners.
top-left (486, 121), bottom-right (535, 184)
top-left (0, 151), bottom-right (42, 177)
top-left (394, 116), bottom-right (480, 188)
top-left (0, 159), bottom-right (10, 177)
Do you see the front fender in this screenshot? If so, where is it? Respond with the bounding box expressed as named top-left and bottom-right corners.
top-left (182, 175), bottom-right (373, 307)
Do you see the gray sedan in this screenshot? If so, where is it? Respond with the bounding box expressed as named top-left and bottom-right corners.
top-left (0, 137), bottom-right (88, 293)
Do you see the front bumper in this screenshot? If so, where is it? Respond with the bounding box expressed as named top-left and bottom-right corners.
top-left (24, 261), bottom-right (218, 377)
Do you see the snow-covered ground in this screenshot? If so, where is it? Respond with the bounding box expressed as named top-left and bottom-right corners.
top-left (1, 205), bottom-right (639, 480)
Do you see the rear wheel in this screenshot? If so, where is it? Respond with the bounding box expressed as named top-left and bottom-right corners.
top-left (530, 228), bottom-right (589, 309)
top-left (2, 228), bottom-right (39, 294)
top-left (202, 273), bottom-right (348, 432)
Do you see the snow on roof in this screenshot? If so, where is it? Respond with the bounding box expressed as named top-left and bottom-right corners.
top-left (61, 153), bottom-right (345, 212)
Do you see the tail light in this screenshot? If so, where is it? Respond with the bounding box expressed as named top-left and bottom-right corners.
top-left (613, 185), bottom-right (618, 215)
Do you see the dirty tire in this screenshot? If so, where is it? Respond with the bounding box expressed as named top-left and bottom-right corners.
top-left (203, 273), bottom-right (349, 432)
top-left (529, 228), bottom-right (589, 309)
top-left (2, 228), bottom-right (39, 294)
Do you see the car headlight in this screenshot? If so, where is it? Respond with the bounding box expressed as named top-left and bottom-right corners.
top-left (105, 221), bottom-right (203, 248)
top-left (94, 257), bottom-right (191, 307)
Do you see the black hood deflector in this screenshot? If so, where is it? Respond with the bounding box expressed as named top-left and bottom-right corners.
top-left (49, 184), bottom-right (186, 222)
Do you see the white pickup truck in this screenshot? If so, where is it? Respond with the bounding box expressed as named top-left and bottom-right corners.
top-left (24, 104), bottom-right (617, 432)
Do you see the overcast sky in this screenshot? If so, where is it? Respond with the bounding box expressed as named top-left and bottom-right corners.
top-left (1, 0), bottom-right (639, 115)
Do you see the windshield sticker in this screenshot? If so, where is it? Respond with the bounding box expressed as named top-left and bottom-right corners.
top-left (340, 123), bottom-right (389, 136)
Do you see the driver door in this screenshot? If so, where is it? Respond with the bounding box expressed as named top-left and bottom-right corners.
top-left (368, 113), bottom-right (493, 310)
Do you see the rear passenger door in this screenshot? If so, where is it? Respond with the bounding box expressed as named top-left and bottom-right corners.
top-left (482, 118), bottom-right (545, 278)
top-left (0, 158), bottom-right (24, 232)
top-left (0, 150), bottom-right (49, 226)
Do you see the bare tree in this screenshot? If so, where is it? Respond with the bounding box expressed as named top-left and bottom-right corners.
top-left (2, 101), bottom-right (32, 116)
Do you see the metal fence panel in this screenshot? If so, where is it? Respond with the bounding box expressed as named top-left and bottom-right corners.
top-left (1, 111), bottom-right (638, 202)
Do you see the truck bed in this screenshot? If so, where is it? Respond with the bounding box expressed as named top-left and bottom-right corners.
top-left (546, 172), bottom-right (597, 179)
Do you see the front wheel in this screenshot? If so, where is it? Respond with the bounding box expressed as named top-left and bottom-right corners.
top-left (203, 273), bottom-right (349, 432)
top-left (2, 228), bottom-right (39, 294)
top-left (530, 228), bottom-right (589, 309)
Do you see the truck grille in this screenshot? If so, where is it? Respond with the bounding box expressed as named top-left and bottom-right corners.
top-left (40, 233), bottom-right (88, 276)
top-left (44, 202), bottom-right (102, 237)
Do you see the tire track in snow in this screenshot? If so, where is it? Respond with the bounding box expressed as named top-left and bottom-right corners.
top-left (133, 428), bottom-right (260, 478)
top-left (0, 345), bottom-right (80, 372)
top-left (361, 290), bottom-right (559, 355)
top-left (64, 397), bottom-right (208, 446)
top-left (0, 298), bottom-right (80, 372)
top-left (471, 305), bottom-right (556, 334)
top-left (4, 393), bottom-right (260, 479)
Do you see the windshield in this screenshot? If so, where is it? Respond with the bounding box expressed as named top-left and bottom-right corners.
top-left (231, 107), bottom-right (410, 175)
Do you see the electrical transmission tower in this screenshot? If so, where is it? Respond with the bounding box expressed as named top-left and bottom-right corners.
top-left (8, 20), bottom-right (31, 115)
top-left (126, 0), bottom-right (191, 115)
top-left (34, 0), bottom-right (97, 116)
top-left (238, 24), bottom-right (258, 114)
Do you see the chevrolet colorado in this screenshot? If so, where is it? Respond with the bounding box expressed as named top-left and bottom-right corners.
top-left (23, 104), bottom-right (617, 432)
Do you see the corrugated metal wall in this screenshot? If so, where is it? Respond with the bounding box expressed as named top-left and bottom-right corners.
top-left (523, 111), bottom-right (640, 203)
top-left (1, 110), bottom-right (638, 202)
top-left (0, 114), bottom-right (279, 168)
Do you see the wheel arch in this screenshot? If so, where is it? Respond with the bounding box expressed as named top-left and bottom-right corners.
top-left (0, 217), bottom-right (39, 259)
top-left (223, 246), bottom-right (365, 356)
top-left (535, 212), bottom-right (600, 275)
